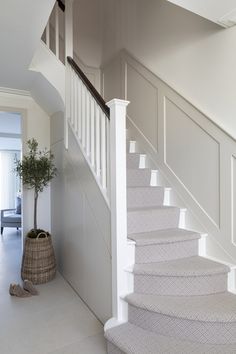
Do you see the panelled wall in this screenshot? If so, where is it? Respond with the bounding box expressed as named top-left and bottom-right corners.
top-left (102, 50), bottom-right (236, 264)
top-left (50, 112), bottom-right (112, 323)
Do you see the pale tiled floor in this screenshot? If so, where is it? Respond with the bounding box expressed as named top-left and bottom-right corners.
top-left (0, 228), bottom-right (107, 354)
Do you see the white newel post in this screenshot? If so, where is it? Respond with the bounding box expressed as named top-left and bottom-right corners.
top-left (107, 99), bottom-right (129, 323)
top-left (65, 0), bottom-right (74, 149)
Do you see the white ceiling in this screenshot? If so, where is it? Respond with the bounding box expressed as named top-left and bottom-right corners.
top-left (166, 0), bottom-right (236, 27)
top-left (0, 0), bottom-right (55, 90)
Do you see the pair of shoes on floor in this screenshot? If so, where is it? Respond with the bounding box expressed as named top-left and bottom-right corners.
top-left (9, 280), bottom-right (39, 298)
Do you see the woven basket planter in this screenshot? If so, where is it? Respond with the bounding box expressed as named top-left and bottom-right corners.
top-left (21, 232), bottom-right (56, 285)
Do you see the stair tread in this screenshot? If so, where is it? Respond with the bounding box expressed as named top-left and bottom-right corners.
top-left (133, 256), bottom-right (230, 276)
top-left (128, 228), bottom-right (201, 245)
top-left (127, 186), bottom-right (165, 190)
top-left (126, 292), bottom-right (236, 322)
top-left (106, 322), bottom-right (236, 354)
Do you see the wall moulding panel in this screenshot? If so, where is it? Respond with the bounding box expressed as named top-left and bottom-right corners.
top-left (164, 97), bottom-right (220, 227)
top-left (102, 49), bottom-right (236, 263)
top-left (232, 155), bottom-right (236, 246)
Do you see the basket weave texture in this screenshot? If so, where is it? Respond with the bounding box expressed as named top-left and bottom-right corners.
top-left (21, 234), bottom-right (56, 285)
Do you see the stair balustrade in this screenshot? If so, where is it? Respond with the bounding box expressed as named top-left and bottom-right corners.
top-left (42, 0), bottom-right (65, 63)
top-left (67, 56), bottom-right (130, 323)
top-left (41, 1), bottom-right (130, 325)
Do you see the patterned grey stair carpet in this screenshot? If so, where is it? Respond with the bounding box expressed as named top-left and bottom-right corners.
top-left (105, 147), bottom-right (236, 353)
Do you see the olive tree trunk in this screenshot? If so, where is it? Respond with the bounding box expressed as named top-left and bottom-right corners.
top-left (34, 190), bottom-right (38, 231)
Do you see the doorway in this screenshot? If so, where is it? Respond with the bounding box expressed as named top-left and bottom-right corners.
top-left (0, 111), bottom-right (22, 284)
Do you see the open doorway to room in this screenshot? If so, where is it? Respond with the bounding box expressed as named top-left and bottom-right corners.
top-left (0, 111), bottom-right (22, 285)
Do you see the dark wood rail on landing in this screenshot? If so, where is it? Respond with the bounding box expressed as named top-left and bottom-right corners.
top-left (67, 56), bottom-right (110, 118)
top-left (57, 0), bottom-right (65, 12)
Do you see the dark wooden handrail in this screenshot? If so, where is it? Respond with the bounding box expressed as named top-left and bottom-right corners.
top-left (67, 56), bottom-right (110, 118)
top-left (57, 0), bottom-right (65, 12)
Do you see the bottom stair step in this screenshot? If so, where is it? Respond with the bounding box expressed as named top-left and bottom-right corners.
top-left (105, 323), bottom-right (236, 354)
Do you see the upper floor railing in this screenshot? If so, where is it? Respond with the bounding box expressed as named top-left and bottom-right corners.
top-left (41, 0), bottom-right (65, 64)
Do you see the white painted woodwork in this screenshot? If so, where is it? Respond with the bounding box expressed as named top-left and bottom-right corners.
top-left (55, 2), bottom-right (60, 58)
top-left (166, 0), bottom-right (236, 27)
top-left (107, 98), bottom-right (129, 322)
top-left (102, 49), bottom-right (236, 265)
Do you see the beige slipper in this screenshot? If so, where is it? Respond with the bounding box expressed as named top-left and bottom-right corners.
top-left (9, 284), bottom-right (31, 298)
top-left (23, 280), bottom-right (39, 295)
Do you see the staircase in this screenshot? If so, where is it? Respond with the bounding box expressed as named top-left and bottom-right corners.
top-left (105, 137), bottom-right (236, 353)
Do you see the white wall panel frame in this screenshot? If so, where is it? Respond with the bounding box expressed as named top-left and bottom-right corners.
top-left (102, 49), bottom-right (236, 264)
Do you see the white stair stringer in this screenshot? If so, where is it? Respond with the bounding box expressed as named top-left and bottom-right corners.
top-left (105, 137), bottom-right (236, 353)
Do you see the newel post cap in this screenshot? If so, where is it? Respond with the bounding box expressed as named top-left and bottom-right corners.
top-left (106, 98), bottom-right (130, 109)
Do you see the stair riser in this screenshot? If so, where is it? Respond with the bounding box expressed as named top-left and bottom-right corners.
top-left (128, 209), bottom-right (180, 234)
top-left (129, 305), bottom-right (236, 344)
top-left (107, 342), bottom-right (124, 354)
top-left (127, 154), bottom-right (146, 168)
top-left (127, 188), bottom-right (165, 208)
top-left (134, 273), bottom-right (228, 296)
top-left (127, 170), bottom-right (152, 187)
top-left (135, 240), bottom-right (199, 263)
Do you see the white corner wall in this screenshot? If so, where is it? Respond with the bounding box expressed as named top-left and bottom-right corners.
top-left (0, 90), bottom-right (51, 235)
top-left (73, 0), bottom-right (104, 68)
top-left (102, 0), bottom-right (236, 139)
top-left (50, 113), bottom-right (112, 323)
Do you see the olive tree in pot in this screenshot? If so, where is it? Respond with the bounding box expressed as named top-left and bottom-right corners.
top-left (15, 138), bottom-right (57, 284)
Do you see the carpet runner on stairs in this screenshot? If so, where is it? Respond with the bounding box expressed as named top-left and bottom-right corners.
top-left (105, 140), bottom-right (236, 353)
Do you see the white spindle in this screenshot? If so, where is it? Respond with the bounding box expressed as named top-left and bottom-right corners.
top-left (106, 118), bottom-right (111, 200)
top-left (55, 2), bottom-right (59, 58)
top-left (100, 112), bottom-right (107, 189)
top-left (86, 94), bottom-right (90, 156)
top-left (78, 80), bottom-right (82, 141)
top-left (46, 22), bottom-right (50, 47)
top-left (71, 71), bottom-right (75, 126)
top-left (81, 84), bottom-right (86, 148)
top-left (90, 99), bottom-right (95, 167)
top-left (74, 78), bottom-right (78, 134)
top-left (95, 106), bottom-right (101, 177)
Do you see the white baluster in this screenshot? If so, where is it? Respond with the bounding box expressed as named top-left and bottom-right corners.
top-left (106, 118), bottom-right (110, 200)
top-left (46, 22), bottom-right (50, 48)
top-left (100, 111), bottom-right (107, 189)
top-left (86, 93), bottom-right (90, 156)
top-left (71, 71), bottom-right (75, 127)
top-left (90, 99), bottom-right (95, 167)
top-left (95, 106), bottom-right (101, 178)
top-left (74, 78), bottom-right (78, 135)
top-left (55, 2), bottom-right (59, 59)
top-left (81, 84), bottom-right (86, 148)
top-left (78, 80), bottom-right (82, 141)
